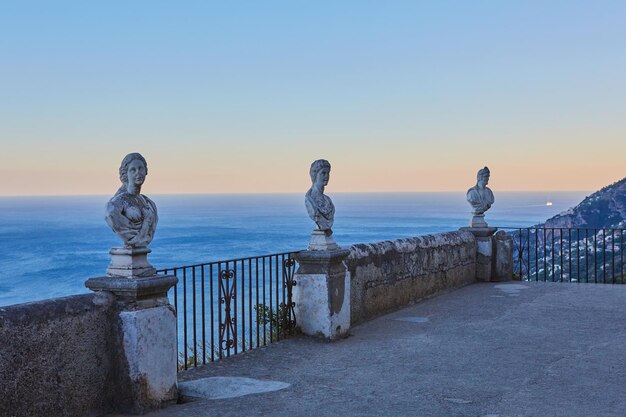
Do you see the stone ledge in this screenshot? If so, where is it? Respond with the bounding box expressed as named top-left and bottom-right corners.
top-left (85, 274), bottom-right (178, 305)
top-left (346, 231), bottom-right (477, 324)
top-left (0, 293), bottom-right (108, 326)
top-left (293, 248), bottom-right (350, 275)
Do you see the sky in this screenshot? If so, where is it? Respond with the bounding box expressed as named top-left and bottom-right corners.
top-left (0, 0), bottom-right (624, 196)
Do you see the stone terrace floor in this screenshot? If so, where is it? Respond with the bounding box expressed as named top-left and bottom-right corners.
top-left (115, 282), bottom-right (626, 417)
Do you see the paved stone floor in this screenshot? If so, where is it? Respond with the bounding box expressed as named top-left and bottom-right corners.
top-left (114, 282), bottom-right (626, 417)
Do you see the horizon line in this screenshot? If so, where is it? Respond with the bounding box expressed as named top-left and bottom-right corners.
top-left (0, 190), bottom-right (594, 198)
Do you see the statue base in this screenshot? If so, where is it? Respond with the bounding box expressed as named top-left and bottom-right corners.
top-left (293, 248), bottom-right (351, 340)
top-left (85, 264), bottom-right (179, 412)
top-left (308, 229), bottom-right (339, 251)
top-left (470, 214), bottom-right (489, 228)
top-left (85, 274), bottom-right (178, 305)
top-left (460, 226), bottom-right (498, 238)
top-left (494, 230), bottom-right (514, 281)
top-left (87, 246), bottom-right (177, 306)
top-left (107, 247), bottom-right (156, 278)
top-left (460, 226), bottom-right (498, 281)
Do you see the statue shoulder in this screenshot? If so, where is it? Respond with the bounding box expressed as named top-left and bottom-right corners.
top-left (106, 193), bottom-right (126, 212)
top-left (305, 189), bottom-right (316, 214)
top-left (325, 194), bottom-right (335, 211)
top-left (141, 194), bottom-right (157, 211)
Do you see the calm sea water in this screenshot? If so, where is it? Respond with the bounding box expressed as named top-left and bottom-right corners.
top-left (0, 192), bottom-right (587, 307)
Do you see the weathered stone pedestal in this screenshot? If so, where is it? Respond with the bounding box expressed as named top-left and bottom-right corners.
top-left (308, 229), bottom-right (339, 251)
top-left (293, 248), bottom-right (350, 340)
top-left (86, 247), bottom-right (178, 414)
top-left (470, 214), bottom-right (489, 228)
top-left (462, 227), bottom-right (497, 281)
top-left (461, 228), bottom-right (513, 282)
top-left (493, 230), bottom-right (514, 281)
top-left (107, 247), bottom-right (157, 278)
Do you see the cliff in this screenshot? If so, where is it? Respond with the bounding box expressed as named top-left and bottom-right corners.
top-left (540, 177), bottom-right (626, 229)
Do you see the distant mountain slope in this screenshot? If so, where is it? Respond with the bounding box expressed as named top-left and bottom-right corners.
top-left (510, 177), bottom-right (625, 283)
top-left (540, 177), bottom-right (626, 229)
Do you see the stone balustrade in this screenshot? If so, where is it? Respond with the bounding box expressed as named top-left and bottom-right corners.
top-left (0, 229), bottom-right (512, 416)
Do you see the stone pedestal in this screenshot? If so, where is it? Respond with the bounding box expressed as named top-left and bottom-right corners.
top-left (308, 229), bottom-right (339, 251)
top-left (461, 227), bottom-right (497, 281)
top-left (293, 248), bottom-right (350, 340)
top-left (470, 214), bottom-right (488, 228)
top-left (85, 247), bottom-right (178, 414)
top-left (494, 230), bottom-right (514, 281)
top-left (107, 247), bottom-right (156, 278)
top-left (118, 305), bottom-right (178, 413)
top-left (85, 274), bottom-right (177, 306)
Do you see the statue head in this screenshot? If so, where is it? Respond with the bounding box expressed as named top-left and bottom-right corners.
top-left (309, 159), bottom-right (331, 188)
top-left (477, 166), bottom-right (490, 187)
top-left (117, 153), bottom-right (148, 195)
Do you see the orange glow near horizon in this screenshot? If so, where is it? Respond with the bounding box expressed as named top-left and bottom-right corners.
top-left (0, 156), bottom-right (621, 197)
top-left (1, 128), bottom-right (624, 196)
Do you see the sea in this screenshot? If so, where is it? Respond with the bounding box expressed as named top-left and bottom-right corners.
top-left (0, 191), bottom-right (588, 307)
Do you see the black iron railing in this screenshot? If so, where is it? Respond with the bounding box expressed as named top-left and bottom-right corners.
top-left (157, 252), bottom-right (298, 371)
top-left (504, 227), bottom-right (625, 283)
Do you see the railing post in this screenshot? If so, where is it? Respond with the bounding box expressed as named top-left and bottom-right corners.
top-left (85, 249), bottom-right (178, 414)
top-left (84, 153), bottom-right (178, 414)
top-left (292, 248), bottom-right (351, 340)
top-left (462, 227), bottom-right (496, 281)
top-left (461, 227), bottom-right (513, 281)
top-left (463, 166), bottom-right (514, 281)
top-left (296, 158), bottom-right (350, 340)
top-left (494, 230), bottom-right (514, 281)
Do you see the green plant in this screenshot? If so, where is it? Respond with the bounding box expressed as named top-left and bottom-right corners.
top-left (178, 343), bottom-right (217, 370)
top-left (255, 302), bottom-right (297, 340)
top-left (177, 304), bottom-right (298, 370)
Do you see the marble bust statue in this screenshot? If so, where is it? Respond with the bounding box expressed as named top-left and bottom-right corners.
top-left (305, 159), bottom-right (335, 234)
top-left (467, 166), bottom-right (495, 227)
top-left (105, 153), bottom-right (158, 248)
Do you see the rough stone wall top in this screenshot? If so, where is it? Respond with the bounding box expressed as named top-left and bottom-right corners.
top-left (348, 230), bottom-right (475, 262)
top-left (0, 294), bottom-right (117, 417)
top-left (346, 230), bottom-right (476, 324)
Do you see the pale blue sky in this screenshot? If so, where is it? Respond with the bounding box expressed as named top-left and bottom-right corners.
top-left (1, 1), bottom-right (625, 195)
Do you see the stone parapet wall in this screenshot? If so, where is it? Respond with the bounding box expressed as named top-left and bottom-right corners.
top-left (346, 231), bottom-right (477, 324)
top-left (0, 230), bottom-right (487, 415)
top-left (0, 294), bottom-right (117, 417)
